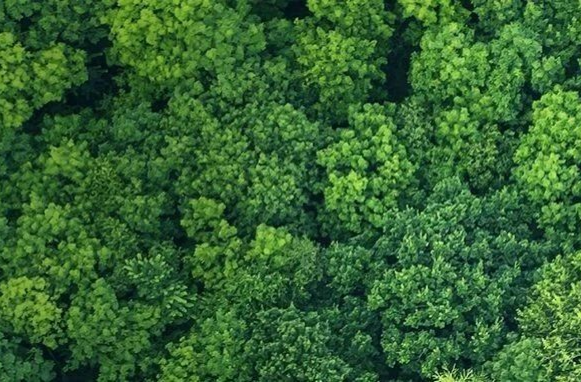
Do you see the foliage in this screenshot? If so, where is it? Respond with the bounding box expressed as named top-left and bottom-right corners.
top-left (317, 103), bottom-right (414, 237)
top-left (0, 32), bottom-right (86, 128)
top-left (433, 366), bottom-right (487, 382)
top-left (0, 277), bottom-right (62, 349)
top-left (409, 22), bottom-right (542, 191)
top-left (367, 178), bottom-right (553, 379)
top-left (489, 251), bottom-right (581, 381)
top-left (1, 0), bottom-right (581, 381)
top-left (293, 27), bottom-right (384, 123)
top-left (0, 333), bottom-right (54, 382)
top-left (104, 0), bottom-right (265, 89)
top-left (396, 0), bottom-right (465, 26)
top-left (293, 0), bottom-right (393, 122)
top-left (514, 88), bottom-right (581, 250)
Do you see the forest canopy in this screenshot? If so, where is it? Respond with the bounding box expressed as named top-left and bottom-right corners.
top-left (1, 0), bottom-right (581, 381)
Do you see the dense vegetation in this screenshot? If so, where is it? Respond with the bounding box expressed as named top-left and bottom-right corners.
top-left (1, 0), bottom-right (580, 381)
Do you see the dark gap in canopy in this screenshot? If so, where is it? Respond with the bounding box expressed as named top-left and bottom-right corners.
top-left (383, 20), bottom-right (417, 103)
top-left (283, 0), bottom-right (310, 20)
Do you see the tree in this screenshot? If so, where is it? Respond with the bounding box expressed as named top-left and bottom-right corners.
top-left (104, 0), bottom-right (266, 90)
top-left (0, 32), bottom-right (86, 129)
top-left (366, 178), bottom-right (554, 379)
top-left (514, 88), bottom-right (581, 250)
top-left (488, 251), bottom-right (581, 381)
top-left (65, 279), bottom-right (162, 381)
top-left (317, 103), bottom-right (415, 238)
top-left (292, 0), bottom-right (393, 123)
top-left (396, 0), bottom-right (466, 26)
top-left (409, 22), bottom-right (542, 191)
top-left (0, 333), bottom-right (54, 382)
top-left (0, 277), bottom-right (62, 349)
